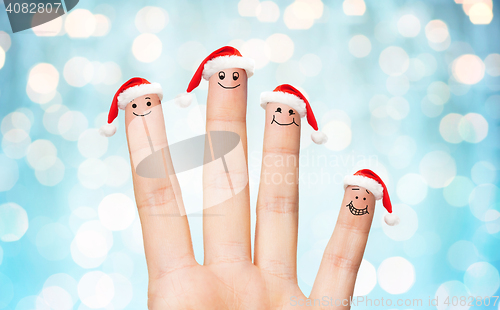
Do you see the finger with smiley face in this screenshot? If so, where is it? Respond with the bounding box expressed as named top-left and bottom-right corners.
top-left (125, 93), bottom-right (166, 170)
top-left (100, 77), bottom-right (195, 282)
top-left (254, 99), bottom-right (301, 280)
top-left (174, 46), bottom-right (255, 108)
top-left (178, 46), bottom-right (258, 264)
top-left (255, 84), bottom-right (326, 281)
top-left (204, 66), bottom-right (251, 264)
top-left (310, 169), bottom-right (398, 301)
top-left (310, 184), bottom-right (375, 302)
top-left (260, 84), bottom-right (327, 144)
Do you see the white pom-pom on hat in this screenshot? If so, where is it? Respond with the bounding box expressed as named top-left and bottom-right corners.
top-left (384, 213), bottom-right (400, 226)
top-left (311, 131), bottom-right (328, 144)
top-left (174, 92), bottom-right (194, 108)
top-left (99, 124), bottom-right (116, 137)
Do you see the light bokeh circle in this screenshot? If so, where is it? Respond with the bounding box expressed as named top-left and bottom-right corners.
top-left (382, 204), bottom-right (418, 241)
top-left (397, 14), bottom-right (421, 37)
top-left (132, 33), bottom-right (163, 63)
top-left (98, 193), bottom-right (136, 231)
top-left (443, 176), bottom-right (475, 207)
top-left (464, 262), bottom-right (500, 297)
top-left (379, 46), bottom-right (410, 76)
top-left (349, 34), bottom-right (371, 58)
top-left (78, 129), bottom-right (108, 158)
top-left (469, 183), bottom-right (499, 221)
top-left (447, 240), bottom-right (478, 271)
top-left (419, 151), bottom-right (456, 188)
top-left (0, 202), bottom-right (29, 242)
top-left (0, 154), bottom-right (19, 191)
top-left (471, 161), bottom-right (496, 185)
top-left (378, 256), bottom-right (415, 294)
top-left (323, 120), bottom-right (352, 151)
top-left (396, 173), bottom-right (428, 205)
top-left (78, 271), bottom-right (115, 308)
top-left (452, 54), bottom-right (485, 85)
top-left (440, 113), bottom-right (463, 143)
top-left (435, 281), bottom-right (471, 310)
top-left (353, 259), bottom-right (377, 296)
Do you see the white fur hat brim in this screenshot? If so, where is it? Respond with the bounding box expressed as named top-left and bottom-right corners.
top-left (117, 82), bottom-right (163, 110)
top-left (260, 91), bottom-right (307, 118)
top-left (202, 55), bottom-right (255, 80)
top-left (343, 175), bottom-right (384, 200)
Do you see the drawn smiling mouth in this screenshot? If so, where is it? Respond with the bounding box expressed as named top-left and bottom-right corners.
top-left (218, 82), bottom-right (241, 89)
top-left (133, 111), bottom-right (152, 117)
top-left (346, 201), bottom-right (369, 216)
top-left (271, 115), bottom-right (299, 126)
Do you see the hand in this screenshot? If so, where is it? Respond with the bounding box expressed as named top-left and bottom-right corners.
top-left (125, 73), bottom-right (376, 309)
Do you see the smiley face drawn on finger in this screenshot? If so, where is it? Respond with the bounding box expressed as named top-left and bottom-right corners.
top-left (217, 69), bottom-right (241, 89)
top-left (126, 94), bottom-right (161, 119)
top-left (346, 187), bottom-right (372, 216)
top-left (271, 106), bottom-right (299, 127)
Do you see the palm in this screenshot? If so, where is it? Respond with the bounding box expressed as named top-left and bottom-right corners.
top-left (148, 262), bottom-right (306, 309)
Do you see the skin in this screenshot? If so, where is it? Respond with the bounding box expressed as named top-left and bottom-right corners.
top-left (310, 186), bottom-right (375, 307)
top-left (255, 103), bottom-right (303, 306)
top-left (269, 102), bottom-right (300, 127)
top-left (125, 82), bottom-right (377, 309)
top-left (125, 94), bottom-right (166, 169)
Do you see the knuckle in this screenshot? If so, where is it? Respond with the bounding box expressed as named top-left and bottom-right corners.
top-left (259, 259), bottom-right (297, 282)
top-left (338, 220), bottom-right (371, 235)
top-left (263, 147), bottom-right (299, 157)
top-left (136, 182), bottom-right (177, 211)
top-left (323, 251), bottom-right (361, 274)
top-left (206, 241), bottom-right (250, 265)
top-left (258, 195), bottom-right (297, 215)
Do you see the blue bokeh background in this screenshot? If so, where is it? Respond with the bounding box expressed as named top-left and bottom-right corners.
top-left (0, 0), bottom-right (499, 309)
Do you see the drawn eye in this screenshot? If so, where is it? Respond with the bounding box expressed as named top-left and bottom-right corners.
top-left (132, 103), bottom-right (137, 108)
top-left (146, 101), bottom-right (151, 106)
top-left (355, 196), bottom-right (358, 199)
top-left (233, 72), bottom-right (239, 81)
top-left (218, 71), bottom-right (225, 80)
top-left (363, 197), bottom-right (366, 200)
top-left (275, 107), bottom-right (282, 113)
top-left (289, 109), bottom-right (295, 115)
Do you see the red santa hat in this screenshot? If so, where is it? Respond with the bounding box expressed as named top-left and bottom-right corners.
top-left (260, 84), bottom-right (328, 144)
top-left (343, 169), bottom-right (400, 226)
top-left (99, 77), bottom-right (163, 137)
top-left (174, 46), bottom-right (255, 107)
